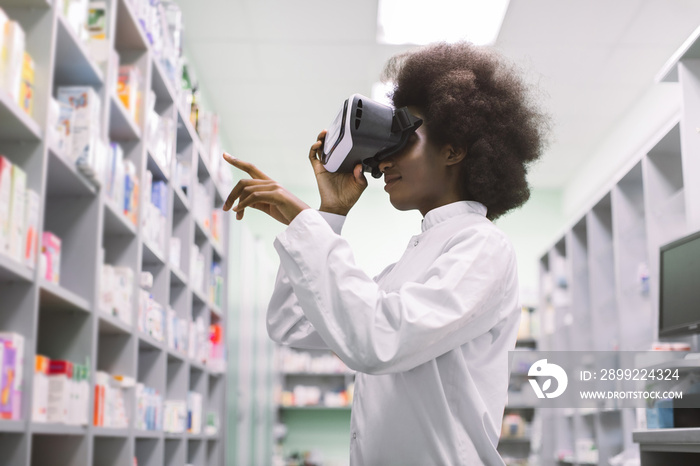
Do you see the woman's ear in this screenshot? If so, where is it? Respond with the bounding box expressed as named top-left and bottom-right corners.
top-left (443, 145), bottom-right (467, 166)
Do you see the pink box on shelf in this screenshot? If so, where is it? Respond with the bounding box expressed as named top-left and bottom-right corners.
top-left (41, 232), bottom-right (62, 284)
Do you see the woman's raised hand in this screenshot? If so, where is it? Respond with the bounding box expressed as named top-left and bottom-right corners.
top-left (222, 153), bottom-right (310, 225)
top-left (309, 130), bottom-right (368, 216)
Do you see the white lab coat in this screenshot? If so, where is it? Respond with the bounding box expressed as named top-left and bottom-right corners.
top-left (268, 200), bottom-right (521, 465)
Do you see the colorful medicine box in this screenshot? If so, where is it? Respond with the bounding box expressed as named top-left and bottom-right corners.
top-left (0, 155), bottom-right (11, 254)
top-left (0, 340), bottom-right (16, 419)
top-left (41, 231), bottom-right (62, 283)
top-left (19, 51), bottom-right (34, 115)
top-left (8, 164), bottom-right (26, 262)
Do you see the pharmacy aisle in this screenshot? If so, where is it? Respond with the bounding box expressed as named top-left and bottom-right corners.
top-left (0, 0), bottom-right (230, 465)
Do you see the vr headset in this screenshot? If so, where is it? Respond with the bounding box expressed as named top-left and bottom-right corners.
top-left (321, 94), bottom-right (423, 178)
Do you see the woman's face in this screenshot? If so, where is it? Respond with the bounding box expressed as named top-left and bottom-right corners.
top-left (378, 108), bottom-right (462, 216)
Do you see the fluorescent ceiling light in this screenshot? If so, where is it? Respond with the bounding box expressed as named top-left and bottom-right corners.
top-left (377, 0), bottom-right (510, 45)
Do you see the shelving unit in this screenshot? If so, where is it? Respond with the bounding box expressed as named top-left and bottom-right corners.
top-left (273, 347), bottom-right (355, 465)
top-left (537, 26), bottom-right (700, 466)
top-left (0, 1), bottom-right (229, 465)
top-left (499, 332), bottom-right (540, 466)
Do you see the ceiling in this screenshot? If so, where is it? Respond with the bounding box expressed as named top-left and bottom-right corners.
top-left (176, 0), bottom-right (700, 193)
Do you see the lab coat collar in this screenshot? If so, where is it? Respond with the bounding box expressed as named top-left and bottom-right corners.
top-left (421, 201), bottom-right (488, 232)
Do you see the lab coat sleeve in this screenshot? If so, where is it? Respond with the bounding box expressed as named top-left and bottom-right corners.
top-left (274, 209), bottom-right (517, 375)
top-left (266, 210), bottom-right (347, 349)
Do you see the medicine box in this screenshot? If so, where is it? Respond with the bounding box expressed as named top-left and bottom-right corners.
top-left (32, 355), bottom-right (49, 422)
top-left (0, 156), bottom-right (11, 254)
top-left (0, 9), bottom-right (8, 88)
top-left (42, 231), bottom-right (62, 283)
top-left (57, 86), bottom-right (101, 166)
top-left (8, 163), bottom-right (26, 262)
top-left (86, 1), bottom-right (108, 64)
top-left (19, 51), bottom-right (34, 115)
top-left (0, 333), bottom-right (24, 420)
top-left (24, 189), bottom-right (40, 269)
top-left (2, 20), bottom-right (25, 102)
top-left (117, 65), bottom-right (141, 122)
top-left (47, 360), bottom-right (73, 423)
top-left (0, 340), bottom-right (16, 419)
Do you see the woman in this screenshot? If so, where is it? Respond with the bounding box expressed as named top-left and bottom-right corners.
top-left (223, 42), bottom-right (548, 465)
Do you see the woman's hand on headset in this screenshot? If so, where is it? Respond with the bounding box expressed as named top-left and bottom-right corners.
top-left (222, 153), bottom-right (310, 225)
top-left (309, 130), bottom-right (368, 216)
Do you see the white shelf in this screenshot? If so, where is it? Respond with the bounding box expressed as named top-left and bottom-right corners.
top-left (173, 186), bottom-right (189, 212)
top-left (31, 423), bottom-right (87, 436)
top-left (147, 150), bottom-right (171, 182)
top-left (0, 2), bottom-right (230, 464)
top-left (151, 57), bottom-right (178, 105)
top-left (0, 252), bottom-right (34, 282)
top-left (54, 14), bottom-right (104, 87)
top-left (643, 358), bottom-right (700, 372)
top-left (0, 420), bottom-right (27, 433)
top-left (109, 94), bottom-right (141, 141)
top-left (47, 145), bottom-right (97, 197)
top-left (279, 406), bottom-right (352, 411)
top-left (115, 0), bottom-right (149, 51)
top-left (39, 279), bottom-right (91, 313)
top-left (633, 428), bottom-right (700, 445)
top-left (134, 429), bottom-right (163, 438)
top-left (98, 312), bottom-right (132, 335)
top-left (138, 332), bottom-right (164, 351)
top-left (103, 198), bottom-right (137, 237)
top-left (143, 240), bottom-right (166, 266)
top-left (1, 0), bottom-right (52, 7)
top-left (170, 266), bottom-right (188, 287)
top-left (92, 427), bottom-right (130, 437)
top-left (0, 89), bottom-right (41, 141)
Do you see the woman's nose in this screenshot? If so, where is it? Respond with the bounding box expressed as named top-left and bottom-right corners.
top-left (378, 156), bottom-right (394, 173)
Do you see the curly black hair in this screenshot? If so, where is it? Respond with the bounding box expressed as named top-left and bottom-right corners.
top-left (383, 42), bottom-right (550, 220)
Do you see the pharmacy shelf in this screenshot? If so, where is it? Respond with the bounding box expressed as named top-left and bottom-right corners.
top-left (134, 429), bottom-right (162, 439)
top-left (2, 0), bottom-right (51, 7)
top-left (173, 186), bottom-right (190, 212)
top-left (640, 358), bottom-right (700, 372)
top-left (170, 266), bottom-right (188, 288)
top-left (47, 145), bottom-right (97, 197)
top-left (633, 428), bottom-right (700, 446)
top-left (97, 312), bottom-right (132, 336)
top-left (138, 332), bottom-right (164, 352)
top-left (92, 427), bottom-right (130, 438)
top-left (114, 0), bottom-right (148, 51)
top-left (282, 372), bottom-right (355, 377)
top-left (31, 423), bottom-right (87, 436)
top-left (109, 94), bottom-right (141, 141)
top-left (0, 420), bottom-right (27, 433)
top-left (143, 240), bottom-right (166, 267)
top-left (0, 89), bottom-right (42, 141)
top-left (151, 58), bottom-right (178, 106)
top-left (54, 14), bottom-right (103, 87)
top-left (0, 1), bottom-right (230, 465)
top-left (104, 198), bottom-right (137, 237)
top-left (538, 28), bottom-right (700, 464)
top-left (0, 252), bottom-right (34, 282)
top-left (39, 279), bottom-right (91, 313)
top-left (147, 150), bottom-right (171, 182)
top-left (279, 406), bottom-right (352, 412)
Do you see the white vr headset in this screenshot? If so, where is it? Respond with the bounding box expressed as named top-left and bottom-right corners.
top-left (321, 94), bottom-right (423, 178)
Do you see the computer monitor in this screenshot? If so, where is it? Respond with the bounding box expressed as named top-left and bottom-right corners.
top-left (659, 230), bottom-right (700, 337)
